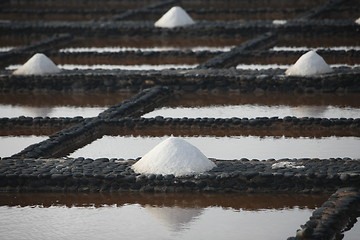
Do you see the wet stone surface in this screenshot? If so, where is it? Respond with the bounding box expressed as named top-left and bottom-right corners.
top-left (0, 158), bottom-right (359, 193)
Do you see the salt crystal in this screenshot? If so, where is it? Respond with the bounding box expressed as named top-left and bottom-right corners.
top-left (154, 6), bottom-right (195, 28)
top-left (132, 137), bottom-right (215, 176)
top-left (285, 50), bottom-right (333, 76)
top-left (13, 53), bottom-right (61, 75)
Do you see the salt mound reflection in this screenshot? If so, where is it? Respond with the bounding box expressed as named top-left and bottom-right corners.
top-left (145, 205), bottom-right (203, 232)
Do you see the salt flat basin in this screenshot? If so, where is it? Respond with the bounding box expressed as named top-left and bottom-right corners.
top-left (59, 46), bottom-right (234, 53)
top-left (145, 92), bottom-right (360, 119)
top-left (235, 64), bottom-right (360, 70)
top-left (0, 136), bottom-right (48, 157)
top-left (144, 105), bottom-right (360, 119)
top-left (0, 105), bottom-right (106, 118)
top-left (69, 136), bottom-right (360, 160)
top-left (0, 92), bottom-right (133, 118)
top-left (6, 64), bottom-right (198, 71)
top-left (0, 192), bottom-right (329, 240)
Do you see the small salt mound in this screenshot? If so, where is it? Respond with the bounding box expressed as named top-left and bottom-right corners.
top-left (132, 137), bottom-right (215, 176)
top-left (285, 50), bottom-right (333, 76)
top-left (13, 53), bottom-right (61, 75)
top-left (272, 20), bottom-right (287, 25)
top-left (356, 17), bottom-right (360, 25)
top-left (154, 6), bottom-right (195, 28)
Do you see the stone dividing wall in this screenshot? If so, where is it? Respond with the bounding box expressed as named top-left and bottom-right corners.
top-left (0, 18), bottom-right (357, 36)
top-left (10, 86), bottom-right (171, 159)
top-left (1, 69), bottom-right (360, 93)
top-left (288, 187), bottom-right (360, 240)
top-left (1, 116), bottom-right (359, 138)
top-left (102, 116), bottom-right (360, 137)
top-left (0, 158), bottom-right (359, 193)
top-left (197, 32), bottom-right (276, 69)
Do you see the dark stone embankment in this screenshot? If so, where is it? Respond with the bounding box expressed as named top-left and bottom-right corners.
top-left (0, 158), bottom-right (359, 194)
top-left (1, 68), bottom-right (360, 93)
top-left (288, 187), bottom-right (360, 240)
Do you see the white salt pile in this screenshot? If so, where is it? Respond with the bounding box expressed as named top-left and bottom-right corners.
top-left (272, 20), bottom-right (287, 25)
top-left (271, 161), bottom-right (305, 169)
top-left (356, 17), bottom-right (360, 25)
top-left (13, 53), bottom-right (61, 75)
top-left (285, 50), bottom-right (333, 76)
top-left (132, 137), bottom-right (216, 176)
top-left (154, 6), bottom-right (195, 28)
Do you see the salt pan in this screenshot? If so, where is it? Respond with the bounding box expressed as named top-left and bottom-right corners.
top-left (131, 137), bottom-right (215, 176)
top-left (13, 53), bottom-right (61, 75)
top-left (154, 6), bottom-right (195, 28)
top-left (285, 50), bottom-right (333, 76)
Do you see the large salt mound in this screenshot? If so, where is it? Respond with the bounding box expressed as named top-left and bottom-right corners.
top-left (13, 53), bottom-right (61, 75)
top-left (154, 6), bottom-right (195, 28)
top-left (356, 17), bottom-right (360, 25)
top-left (285, 50), bottom-right (333, 76)
top-left (132, 137), bottom-right (215, 176)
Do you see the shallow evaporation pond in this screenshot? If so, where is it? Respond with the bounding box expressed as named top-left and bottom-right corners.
top-left (69, 136), bottom-right (360, 160)
top-left (235, 64), bottom-right (360, 70)
top-left (0, 192), bottom-right (330, 240)
top-left (0, 92), bottom-right (134, 118)
top-left (0, 136), bottom-right (48, 157)
top-left (6, 64), bottom-right (198, 71)
top-left (0, 105), bottom-right (107, 118)
top-left (271, 46), bottom-right (360, 51)
top-left (59, 46), bottom-right (234, 53)
top-left (143, 105), bottom-right (360, 119)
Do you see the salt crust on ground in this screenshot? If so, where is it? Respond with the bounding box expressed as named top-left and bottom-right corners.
top-left (13, 53), bottom-right (61, 75)
top-left (132, 137), bottom-right (216, 176)
top-left (285, 50), bottom-right (333, 76)
top-left (154, 6), bottom-right (195, 28)
top-left (271, 162), bottom-right (305, 169)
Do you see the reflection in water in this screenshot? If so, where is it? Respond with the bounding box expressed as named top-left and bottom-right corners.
top-left (22, 106), bottom-right (53, 117)
top-left (69, 135), bottom-right (360, 160)
top-left (145, 206), bottom-right (203, 232)
top-left (0, 193), bottom-right (330, 240)
top-left (291, 106), bottom-right (328, 117)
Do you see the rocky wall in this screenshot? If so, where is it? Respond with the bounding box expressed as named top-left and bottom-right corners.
top-left (1, 68), bottom-right (359, 93)
top-left (288, 187), bottom-right (360, 240)
top-left (0, 158), bottom-right (359, 194)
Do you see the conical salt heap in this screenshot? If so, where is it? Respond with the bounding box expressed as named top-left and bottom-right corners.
top-left (132, 137), bottom-right (216, 176)
top-left (13, 53), bottom-right (61, 75)
top-left (154, 6), bottom-right (195, 28)
top-left (285, 50), bottom-right (333, 76)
